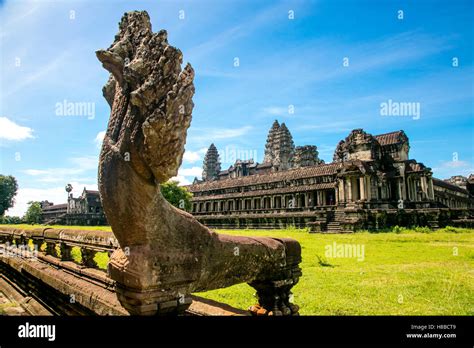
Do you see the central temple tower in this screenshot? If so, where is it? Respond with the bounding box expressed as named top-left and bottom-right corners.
top-left (263, 120), bottom-right (295, 171)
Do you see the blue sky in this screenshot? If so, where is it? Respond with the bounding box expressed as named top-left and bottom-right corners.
top-left (1, 0), bottom-right (473, 216)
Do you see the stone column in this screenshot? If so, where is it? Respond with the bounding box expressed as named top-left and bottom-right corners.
top-left (359, 176), bottom-right (366, 200)
top-left (365, 176), bottom-right (371, 200)
top-left (407, 177), bottom-right (413, 201)
top-left (81, 248), bottom-right (98, 268)
top-left (405, 178), bottom-right (410, 201)
top-left (45, 242), bottom-right (57, 257)
top-left (428, 177), bottom-right (435, 200)
top-left (346, 178), bottom-right (352, 202)
top-left (31, 239), bottom-right (43, 255)
top-left (402, 178), bottom-right (407, 200)
top-left (413, 178), bottom-right (417, 201)
top-left (398, 178), bottom-right (403, 201)
top-left (421, 176), bottom-right (428, 199)
top-left (60, 243), bottom-right (73, 261)
top-left (338, 179), bottom-right (345, 202)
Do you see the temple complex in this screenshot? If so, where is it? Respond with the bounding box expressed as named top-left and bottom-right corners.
top-left (188, 121), bottom-right (473, 231)
top-left (40, 186), bottom-right (106, 225)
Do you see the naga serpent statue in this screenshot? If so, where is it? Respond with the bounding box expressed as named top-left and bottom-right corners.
top-left (96, 11), bottom-right (302, 316)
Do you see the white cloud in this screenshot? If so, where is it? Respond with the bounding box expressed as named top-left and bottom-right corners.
top-left (22, 169), bottom-right (49, 176)
top-left (294, 121), bottom-right (354, 133)
top-left (262, 107), bottom-right (289, 116)
top-left (183, 147), bottom-right (207, 163)
top-left (94, 130), bottom-right (106, 149)
top-left (168, 167), bottom-right (203, 186)
top-left (432, 160), bottom-right (474, 180)
top-left (179, 166), bottom-right (203, 177)
top-left (187, 3), bottom-right (287, 62)
top-left (190, 126), bottom-right (252, 142)
top-left (0, 1), bottom-right (40, 37)
top-left (0, 117), bottom-right (34, 141)
top-left (5, 181), bottom-right (98, 217)
top-left (213, 126), bottom-right (252, 139)
top-left (3, 50), bottom-right (71, 99)
top-left (170, 175), bottom-right (192, 186)
top-left (22, 155), bottom-right (98, 183)
top-left (438, 160), bottom-right (470, 169)
top-left (69, 156), bottom-right (98, 171)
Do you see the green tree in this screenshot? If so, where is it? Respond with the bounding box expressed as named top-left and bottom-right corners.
top-left (160, 180), bottom-right (192, 211)
top-left (0, 215), bottom-right (22, 224)
top-left (0, 175), bottom-right (18, 216)
top-left (23, 201), bottom-right (43, 224)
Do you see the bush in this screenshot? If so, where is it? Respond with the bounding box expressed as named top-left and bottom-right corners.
top-left (439, 226), bottom-right (472, 233)
top-left (392, 225), bottom-right (406, 234)
top-left (414, 226), bottom-right (432, 233)
top-left (285, 224), bottom-right (309, 233)
top-left (0, 215), bottom-right (23, 224)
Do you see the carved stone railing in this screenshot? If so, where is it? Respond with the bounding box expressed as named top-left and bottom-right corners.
top-left (0, 226), bottom-right (125, 315)
top-left (0, 226), bottom-right (117, 265)
top-left (0, 226), bottom-right (249, 316)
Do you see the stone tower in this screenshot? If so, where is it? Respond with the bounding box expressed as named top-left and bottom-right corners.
top-left (202, 143), bottom-right (221, 181)
top-left (263, 120), bottom-right (295, 171)
top-left (263, 120), bottom-right (280, 163)
top-left (292, 145), bottom-right (323, 168)
top-left (274, 123), bottom-right (295, 170)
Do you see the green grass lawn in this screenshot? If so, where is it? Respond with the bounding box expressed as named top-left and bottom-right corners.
top-left (4, 224), bottom-right (474, 315)
top-left (6, 224), bottom-right (113, 231)
top-left (196, 227), bottom-right (474, 315)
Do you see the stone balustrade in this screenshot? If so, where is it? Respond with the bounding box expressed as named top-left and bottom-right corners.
top-left (0, 226), bottom-right (118, 270)
top-left (0, 226), bottom-right (251, 316)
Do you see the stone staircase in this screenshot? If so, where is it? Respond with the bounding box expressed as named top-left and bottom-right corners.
top-left (325, 209), bottom-right (347, 233)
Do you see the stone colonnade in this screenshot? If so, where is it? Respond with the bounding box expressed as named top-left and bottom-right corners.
top-left (192, 189), bottom-right (336, 213)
